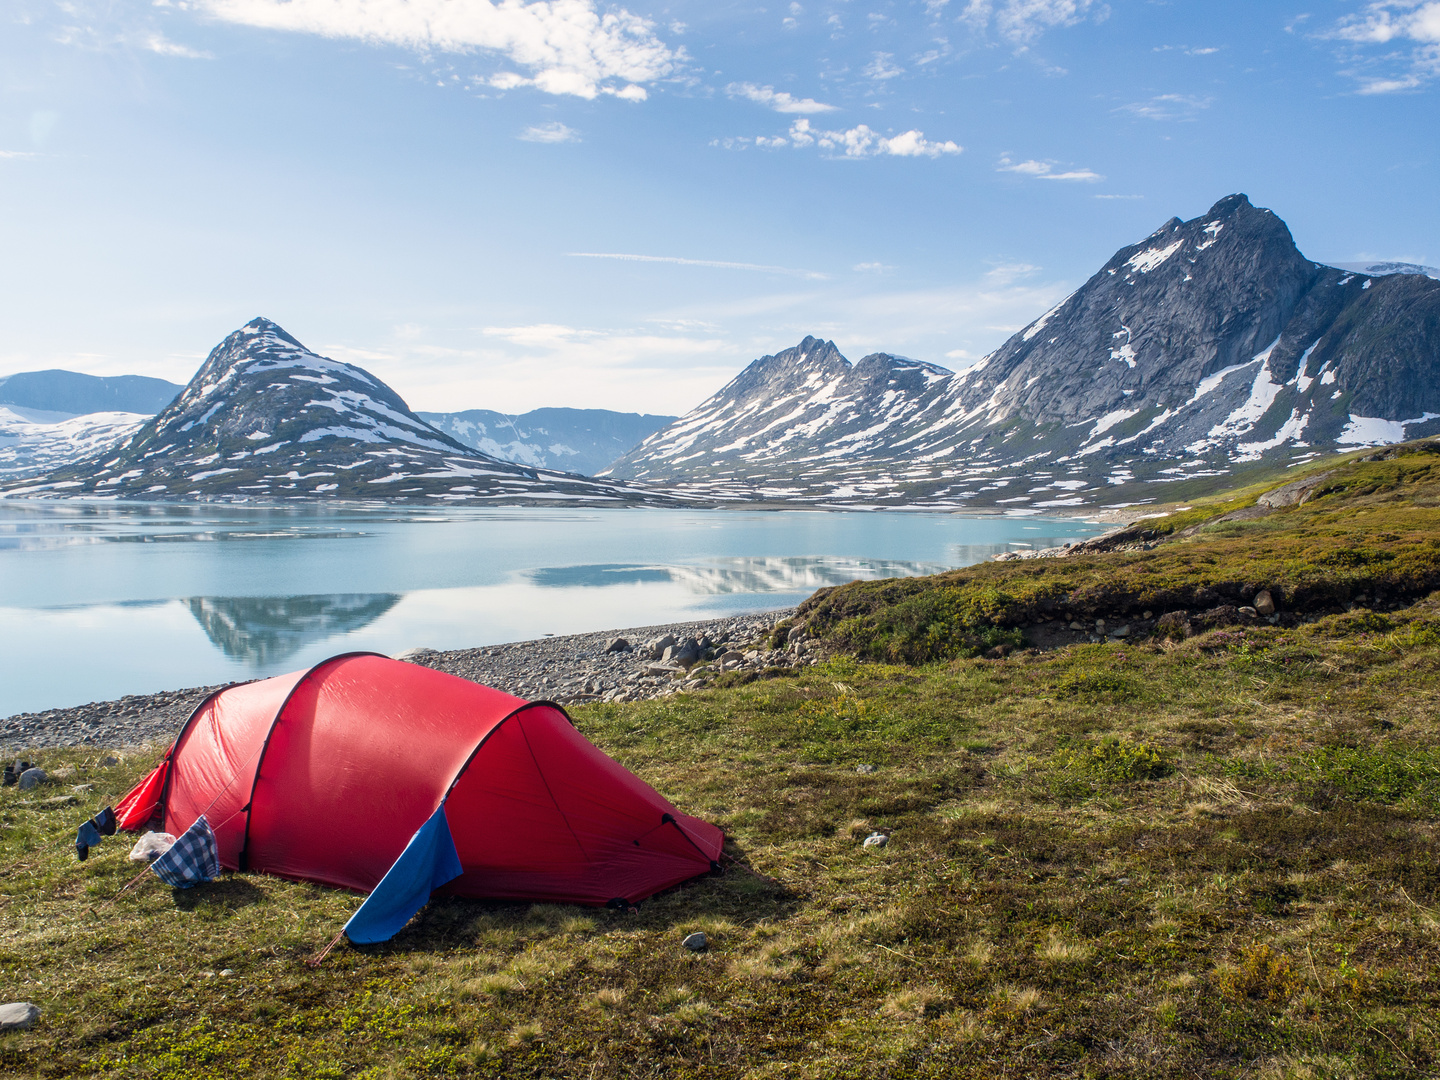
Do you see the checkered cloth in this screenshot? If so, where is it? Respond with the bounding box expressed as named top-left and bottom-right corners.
top-left (150, 815), bottom-right (220, 888)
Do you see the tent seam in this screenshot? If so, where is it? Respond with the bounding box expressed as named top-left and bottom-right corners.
top-left (235, 651), bottom-right (388, 872)
top-left (517, 713), bottom-right (593, 864)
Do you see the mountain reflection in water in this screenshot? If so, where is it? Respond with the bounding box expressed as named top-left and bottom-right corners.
top-left (527, 556), bottom-right (951, 595)
top-left (185, 594), bottom-right (402, 666)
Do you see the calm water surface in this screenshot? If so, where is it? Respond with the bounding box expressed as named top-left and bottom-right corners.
top-left (0, 502), bottom-right (1105, 714)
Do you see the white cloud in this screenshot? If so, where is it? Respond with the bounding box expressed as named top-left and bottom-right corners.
top-left (146, 33), bottom-right (214, 58)
top-left (1329, 1), bottom-right (1440, 92)
top-left (996, 156), bottom-right (1101, 181)
top-left (788, 118), bottom-right (962, 157)
top-left (853, 262), bottom-right (896, 273)
top-left (198, 0), bottom-right (681, 100)
top-left (725, 82), bottom-right (837, 113)
top-left (518, 121), bottom-right (579, 143)
top-left (568, 252), bottom-right (830, 280)
top-left (1094, 193), bottom-right (1143, 200)
top-left (863, 52), bottom-right (904, 80)
top-left (1114, 93), bottom-right (1212, 120)
top-left (961, 0), bottom-right (1103, 45)
top-left (0, 151), bottom-right (40, 159)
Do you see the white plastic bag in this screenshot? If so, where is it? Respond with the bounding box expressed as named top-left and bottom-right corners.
top-left (129, 831), bottom-right (177, 862)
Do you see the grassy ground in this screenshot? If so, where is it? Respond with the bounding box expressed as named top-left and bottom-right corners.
top-left (5, 449), bottom-right (1440, 1078)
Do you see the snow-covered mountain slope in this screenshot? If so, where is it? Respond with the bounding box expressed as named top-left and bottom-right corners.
top-left (418, 407), bottom-right (676, 475)
top-left (3, 319), bottom-right (679, 506)
top-left (0, 407), bottom-right (149, 480)
top-left (1330, 261), bottom-right (1440, 280)
top-left (606, 194), bottom-right (1440, 510)
top-left (0, 370), bottom-right (182, 415)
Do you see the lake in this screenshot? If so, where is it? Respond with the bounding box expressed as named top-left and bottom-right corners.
top-left (0, 502), bottom-right (1105, 715)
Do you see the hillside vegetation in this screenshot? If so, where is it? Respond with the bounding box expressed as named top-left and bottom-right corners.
top-left (4, 444), bottom-right (1440, 1078)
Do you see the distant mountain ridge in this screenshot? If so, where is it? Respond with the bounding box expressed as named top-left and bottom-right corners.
top-left (419, 407), bottom-right (675, 475)
top-left (4, 319), bottom-right (679, 506)
top-left (0, 370), bottom-right (181, 417)
top-left (605, 194), bottom-right (1440, 509)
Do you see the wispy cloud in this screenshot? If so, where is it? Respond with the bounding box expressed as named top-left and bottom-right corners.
top-left (853, 262), bottom-right (896, 273)
top-left (1114, 93), bottom-right (1212, 120)
top-left (725, 82), bottom-right (837, 114)
top-left (568, 253), bottom-right (830, 280)
top-left (996, 156), bottom-right (1102, 181)
top-left (197, 0), bottom-right (681, 100)
top-left (1094, 193), bottom-right (1143, 200)
top-left (863, 52), bottom-right (904, 80)
top-left (518, 121), bottom-right (579, 143)
top-left (1153, 44), bottom-right (1222, 56)
top-left (984, 262), bottom-right (1040, 283)
top-left (961, 0), bottom-right (1103, 46)
top-left (0, 150), bottom-right (40, 159)
top-left (145, 33), bottom-right (214, 58)
top-left (1328, 0), bottom-right (1440, 93)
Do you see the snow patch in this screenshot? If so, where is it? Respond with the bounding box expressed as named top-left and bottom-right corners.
top-left (1338, 413), bottom-right (1440, 445)
top-left (1125, 239), bottom-right (1184, 274)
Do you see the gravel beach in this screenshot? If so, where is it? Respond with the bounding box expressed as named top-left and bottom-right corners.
top-left (0, 608), bottom-right (799, 752)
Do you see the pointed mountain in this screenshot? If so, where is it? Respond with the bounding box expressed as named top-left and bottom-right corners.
top-left (604, 336), bottom-right (955, 489)
top-left (6, 319), bottom-right (676, 505)
top-left (607, 195), bottom-right (1440, 508)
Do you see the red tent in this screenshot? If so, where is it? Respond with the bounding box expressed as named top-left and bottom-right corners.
top-left (116, 653), bottom-right (723, 939)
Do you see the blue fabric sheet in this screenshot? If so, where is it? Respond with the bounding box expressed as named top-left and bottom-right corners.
top-left (343, 804), bottom-right (463, 944)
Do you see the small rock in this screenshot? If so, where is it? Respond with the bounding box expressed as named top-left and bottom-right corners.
top-left (1069, 621), bottom-right (1084, 631)
top-left (855, 763), bottom-right (876, 775)
top-left (1095, 619), bottom-right (1107, 633)
top-left (99, 756), bottom-right (119, 767)
top-left (718, 650), bottom-right (744, 664)
top-left (1142, 610), bottom-right (1153, 620)
top-left (0, 1002), bottom-right (39, 1032)
top-left (604, 637), bottom-right (631, 653)
top-left (649, 634), bottom-right (677, 660)
top-left (786, 625), bottom-right (807, 643)
top-left (862, 832), bottom-right (889, 848)
top-left (1110, 625), bottom-right (1130, 639)
top-left (682, 932), bottom-right (708, 952)
top-left (219, 969), bottom-right (235, 977)
top-left (1239, 606), bottom-right (1258, 618)
top-left (1253, 590), bottom-right (1276, 616)
top-left (17, 768), bottom-right (45, 791)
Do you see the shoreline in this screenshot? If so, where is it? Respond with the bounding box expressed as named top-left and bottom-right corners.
top-left (0, 608), bottom-right (799, 753)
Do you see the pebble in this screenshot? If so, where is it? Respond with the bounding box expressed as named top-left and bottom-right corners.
top-left (0, 1002), bottom-right (39, 1032)
top-left (855, 763), bottom-right (876, 775)
top-left (17, 768), bottom-right (45, 791)
top-left (1, 612), bottom-right (796, 750)
top-left (682, 932), bottom-right (708, 952)
top-left (862, 832), bottom-right (889, 848)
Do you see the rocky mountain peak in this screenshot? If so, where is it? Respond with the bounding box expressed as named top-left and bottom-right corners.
top-left (608, 194), bottom-right (1440, 509)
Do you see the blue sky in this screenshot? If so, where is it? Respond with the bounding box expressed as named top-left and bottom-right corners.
top-left (2, 0), bottom-right (1436, 414)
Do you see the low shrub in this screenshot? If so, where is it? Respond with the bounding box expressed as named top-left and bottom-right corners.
top-left (1301, 742), bottom-right (1440, 808)
top-left (1057, 737), bottom-right (1172, 784)
top-left (1217, 944), bottom-right (1303, 1004)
